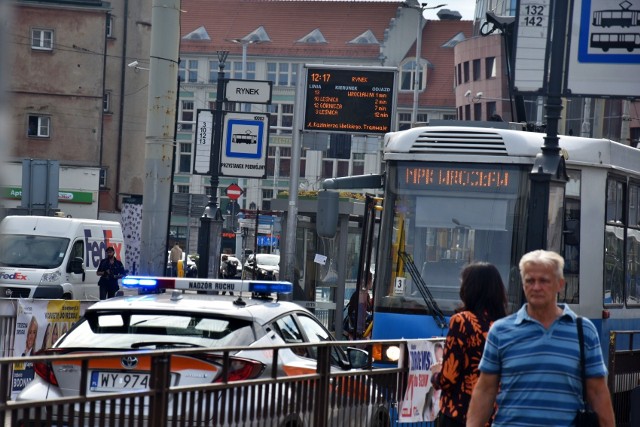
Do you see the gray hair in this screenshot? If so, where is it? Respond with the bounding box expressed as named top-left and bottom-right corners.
top-left (519, 250), bottom-right (564, 280)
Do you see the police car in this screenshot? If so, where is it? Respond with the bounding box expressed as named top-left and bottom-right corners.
top-left (16, 276), bottom-right (390, 426)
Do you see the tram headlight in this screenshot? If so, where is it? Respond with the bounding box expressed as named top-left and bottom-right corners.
top-left (372, 343), bottom-right (401, 363)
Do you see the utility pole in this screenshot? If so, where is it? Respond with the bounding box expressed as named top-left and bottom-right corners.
top-left (139, 0), bottom-right (180, 275)
top-left (197, 51), bottom-right (228, 279)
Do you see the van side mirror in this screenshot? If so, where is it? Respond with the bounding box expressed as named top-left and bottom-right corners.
top-left (317, 191), bottom-right (339, 238)
top-left (69, 257), bottom-right (85, 274)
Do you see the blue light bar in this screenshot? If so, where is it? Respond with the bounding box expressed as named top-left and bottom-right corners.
top-left (122, 276), bottom-right (159, 288)
top-left (249, 282), bottom-right (293, 294)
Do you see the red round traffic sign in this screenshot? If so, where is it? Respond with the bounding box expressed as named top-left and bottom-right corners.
top-left (226, 183), bottom-right (243, 200)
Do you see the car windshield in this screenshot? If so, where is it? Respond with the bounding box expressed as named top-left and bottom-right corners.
top-left (57, 311), bottom-right (256, 349)
top-left (0, 234), bottom-right (69, 269)
top-left (256, 255), bottom-right (279, 266)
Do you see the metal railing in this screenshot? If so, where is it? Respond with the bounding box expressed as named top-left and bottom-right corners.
top-left (0, 340), bottom-right (414, 427)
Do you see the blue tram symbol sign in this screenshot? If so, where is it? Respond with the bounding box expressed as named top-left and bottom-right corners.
top-left (220, 112), bottom-right (270, 179)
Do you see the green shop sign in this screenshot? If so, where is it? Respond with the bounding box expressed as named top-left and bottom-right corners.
top-left (2, 187), bottom-right (94, 204)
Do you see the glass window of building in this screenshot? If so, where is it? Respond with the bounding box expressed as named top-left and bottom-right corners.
top-left (179, 59), bottom-right (198, 83)
top-left (485, 57), bottom-right (496, 78)
top-left (178, 143), bottom-right (192, 173)
top-left (179, 100), bottom-right (194, 131)
top-left (400, 60), bottom-right (424, 92)
top-left (473, 59), bottom-right (481, 81)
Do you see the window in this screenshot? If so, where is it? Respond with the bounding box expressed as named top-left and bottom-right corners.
top-left (464, 104), bottom-right (471, 121)
top-left (179, 100), bottom-right (194, 131)
top-left (99, 169), bottom-right (107, 188)
top-left (352, 153), bottom-right (365, 176)
top-left (231, 60), bottom-right (256, 80)
top-left (457, 63), bottom-right (462, 86)
top-left (209, 60), bottom-right (220, 84)
top-left (176, 185), bottom-right (189, 194)
top-left (474, 103), bottom-right (482, 121)
top-left (103, 92), bottom-right (111, 113)
top-left (106, 15), bottom-right (114, 38)
top-left (627, 182), bottom-right (640, 306)
top-left (473, 59), bottom-right (481, 81)
top-left (463, 61), bottom-right (469, 83)
top-left (267, 103), bottom-right (294, 135)
top-left (32, 29), bottom-right (53, 50)
top-left (559, 170), bottom-right (581, 304)
top-left (398, 112), bottom-right (428, 130)
top-left (443, 113), bottom-right (457, 121)
top-left (28, 115), bottom-right (50, 137)
top-left (400, 60), bottom-right (425, 92)
top-left (486, 102), bottom-right (497, 120)
top-left (178, 143), bottom-right (192, 173)
top-left (486, 57), bottom-right (496, 79)
top-left (266, 146), bottom-right (305, 179)
top-left (605, 177), bottom-right (626, 306)
top-left (178, 59), bottom-right (198, 83)
top-left (267, 62), bottom-right (298, 87)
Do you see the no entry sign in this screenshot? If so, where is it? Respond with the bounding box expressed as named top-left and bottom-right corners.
top-left (225, 183), bottom-right (243, 200)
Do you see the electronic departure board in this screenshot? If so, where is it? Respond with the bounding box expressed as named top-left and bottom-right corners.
top-left (304, 66), bottom-right (396, 135)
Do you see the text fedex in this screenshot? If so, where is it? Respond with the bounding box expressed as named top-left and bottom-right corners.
top-left (84, 229), bottom-right (122, 268)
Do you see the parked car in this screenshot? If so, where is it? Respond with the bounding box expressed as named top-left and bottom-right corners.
top-left (242, 253), bottom-right (280, 280)
top-left (16, 278), bottom-right (386, 426)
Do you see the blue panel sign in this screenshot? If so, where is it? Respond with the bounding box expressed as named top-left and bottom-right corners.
top-left (220, 112), bottom-right (270, 179)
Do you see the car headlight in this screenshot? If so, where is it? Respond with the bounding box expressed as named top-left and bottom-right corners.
top-left (40, 271), bottom-right (62, 283)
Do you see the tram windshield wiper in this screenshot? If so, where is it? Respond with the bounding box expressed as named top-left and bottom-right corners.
top-left (398, 251), bottom-right (447, 329)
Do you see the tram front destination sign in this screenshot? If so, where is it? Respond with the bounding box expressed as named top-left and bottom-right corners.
top-left (303, 65), bottom-right (396, 135)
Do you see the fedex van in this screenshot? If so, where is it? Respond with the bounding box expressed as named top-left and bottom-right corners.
top-left (0, 216), bottom-right (126, 300)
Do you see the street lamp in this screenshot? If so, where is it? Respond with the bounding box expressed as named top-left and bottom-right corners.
top-left (402, 1), bottom-right (446, 126)
top-left (197, 50), bottom-right (228, 280)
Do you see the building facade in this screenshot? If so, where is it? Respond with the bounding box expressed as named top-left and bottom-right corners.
top-left (5, 0), bottom-right (151, 220)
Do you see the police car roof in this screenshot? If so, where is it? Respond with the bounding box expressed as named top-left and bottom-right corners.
top-left (87, 292), bottom-right (309, 325)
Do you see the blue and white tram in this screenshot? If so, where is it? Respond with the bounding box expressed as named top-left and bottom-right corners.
top-left (371, 126), bottom-right (640, 363)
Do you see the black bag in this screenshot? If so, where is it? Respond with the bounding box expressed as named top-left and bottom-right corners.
top-left (574, 317), bottom-right (600, 427)
top-left (227, 261), bottom-right (237, 278)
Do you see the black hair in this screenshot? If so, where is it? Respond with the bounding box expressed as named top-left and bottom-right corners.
top-left (458, 262), bottom-right (508, 321)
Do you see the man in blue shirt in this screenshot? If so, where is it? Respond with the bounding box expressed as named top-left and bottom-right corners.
top-left (467, 250), bottom-right (615, 427)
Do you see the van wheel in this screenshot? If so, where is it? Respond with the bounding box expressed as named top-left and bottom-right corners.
top-left (62, 292), bottom-right (73, 300)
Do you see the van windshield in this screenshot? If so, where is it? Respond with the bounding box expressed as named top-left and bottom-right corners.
top-left (0, 234), bottom-right (70, 269)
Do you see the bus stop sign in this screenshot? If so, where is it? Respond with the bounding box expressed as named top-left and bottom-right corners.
top-left (225, 183), bottom-right (243, 200)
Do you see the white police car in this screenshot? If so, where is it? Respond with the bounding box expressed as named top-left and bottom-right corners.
top-left (16, 276), bottom-right (389, 426)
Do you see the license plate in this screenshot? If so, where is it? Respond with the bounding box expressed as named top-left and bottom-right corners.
top-left (90, 371), bottom-right (150, 392)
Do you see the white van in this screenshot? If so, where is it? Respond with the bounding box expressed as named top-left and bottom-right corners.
top-left (0, 216), bottom-right (126, 300)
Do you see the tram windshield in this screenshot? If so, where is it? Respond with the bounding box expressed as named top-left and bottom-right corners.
top-left (375, 161), bottom-right (528, 315)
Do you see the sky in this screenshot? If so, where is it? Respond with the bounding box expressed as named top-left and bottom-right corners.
top-left (355, 0), bottom-right (476, 20)
top-left (419, 0), bottom-right (476, 20)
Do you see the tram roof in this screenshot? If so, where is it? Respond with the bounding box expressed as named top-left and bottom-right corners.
top-left (383, 126), bottom-right (640, 174)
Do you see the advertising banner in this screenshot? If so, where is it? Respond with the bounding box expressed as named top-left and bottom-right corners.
top-left (12, 300), bottom-right (81, 399)
top-left (398, 339), bottom-right (444, 423)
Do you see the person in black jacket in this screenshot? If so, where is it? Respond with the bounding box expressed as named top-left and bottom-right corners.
top-left (96, 246), bottom-right (125, 300)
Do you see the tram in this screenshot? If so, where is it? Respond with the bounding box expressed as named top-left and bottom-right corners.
top-left (368, 126), bottom-right (640, 363)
